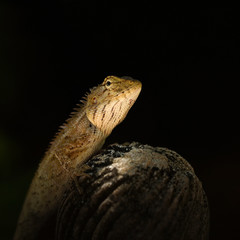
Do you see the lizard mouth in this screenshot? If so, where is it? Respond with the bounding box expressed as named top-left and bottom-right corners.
top-left (129, 99), bottom-right (135, 105)
top-left (128, 83), bottom-right (142, 106)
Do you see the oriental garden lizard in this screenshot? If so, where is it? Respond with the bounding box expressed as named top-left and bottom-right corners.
top-left (14, 76), bottom-right (142, 240)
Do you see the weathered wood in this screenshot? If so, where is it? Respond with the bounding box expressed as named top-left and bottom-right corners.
top-left (56, 142), bottom-right (209, 240)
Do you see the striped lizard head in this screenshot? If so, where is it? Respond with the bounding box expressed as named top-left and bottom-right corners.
top-left (86, 76), bottom-right (142, 135)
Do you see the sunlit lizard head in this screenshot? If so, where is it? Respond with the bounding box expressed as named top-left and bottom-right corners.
top-left (86, 76), bottom-right (142, 135)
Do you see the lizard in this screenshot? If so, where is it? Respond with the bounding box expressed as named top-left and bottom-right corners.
top-left (14, 76), bottom-right (142, 240)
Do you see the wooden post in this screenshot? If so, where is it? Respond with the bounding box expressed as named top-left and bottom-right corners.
top-left (55, 142), bottom-right (209, 240)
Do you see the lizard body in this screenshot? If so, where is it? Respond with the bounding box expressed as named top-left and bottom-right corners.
top-left (14, 76), bottom-right (142, 240)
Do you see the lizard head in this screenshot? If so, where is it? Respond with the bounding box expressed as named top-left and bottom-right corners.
top-left (86, 76), bottom-right (142, 135)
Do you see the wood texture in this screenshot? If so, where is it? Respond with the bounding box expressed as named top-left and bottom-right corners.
top-left (56, 142), bottom-right (209, 240)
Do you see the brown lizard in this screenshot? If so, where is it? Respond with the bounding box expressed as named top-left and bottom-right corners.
top-left (14, 76), bottom-right (142, 240)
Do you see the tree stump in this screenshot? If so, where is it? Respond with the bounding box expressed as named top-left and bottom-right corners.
top-left (55, 142), bottom-right (209, 240)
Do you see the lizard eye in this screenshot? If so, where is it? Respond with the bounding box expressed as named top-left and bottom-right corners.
top-left (106, 80), bottom-right (112, 87)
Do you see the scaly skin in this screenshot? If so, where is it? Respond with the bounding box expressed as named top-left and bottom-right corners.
top-left (14, 76), bottom-right (142, 240)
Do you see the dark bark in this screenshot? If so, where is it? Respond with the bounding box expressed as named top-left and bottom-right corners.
top-left (55, 142), bottom-right (209, 240)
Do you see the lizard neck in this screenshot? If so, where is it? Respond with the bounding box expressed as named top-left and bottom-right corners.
top-left (14, 108), bottom-right (107, 240)
top-left (43, 107), bottom-right (107, 174)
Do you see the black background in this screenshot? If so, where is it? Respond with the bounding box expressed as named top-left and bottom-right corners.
top-left (0, 2), bottom-right (239, 240)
